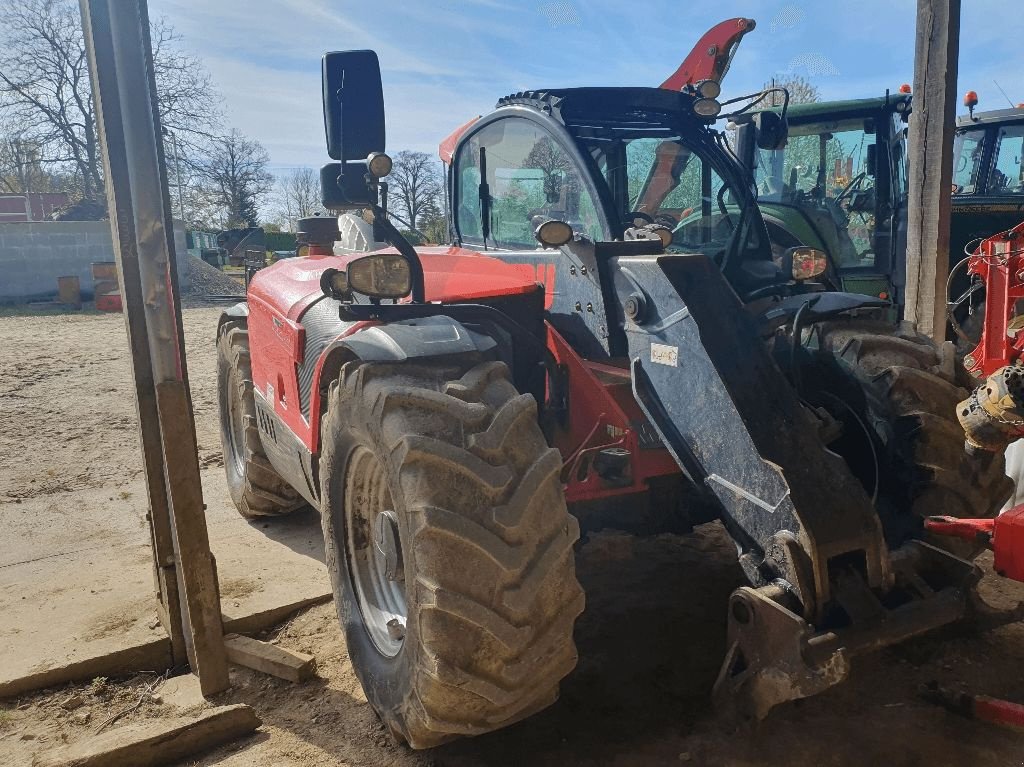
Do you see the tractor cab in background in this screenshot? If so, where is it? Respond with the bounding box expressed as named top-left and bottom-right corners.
top-left (952, 103), bottom-right (1024, 237)
top-left (731, 93), bottom-right (912, 308)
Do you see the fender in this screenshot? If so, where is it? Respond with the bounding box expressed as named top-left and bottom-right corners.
top-left (217, 301), bottom-right (249, 335)
top-left (307, 315), bottom-right (498, 454)
top-left (757, 291), bottom-right (890, 326)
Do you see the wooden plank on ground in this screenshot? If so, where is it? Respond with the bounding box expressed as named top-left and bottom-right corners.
top-left (223, 634), bottom-right (316, 683)
top-left (34, 704), bottom-right (260, 767)
top-left (0, 638), bottom-right (172, 700)
top-left (221, 592), bottom-right (333, 636)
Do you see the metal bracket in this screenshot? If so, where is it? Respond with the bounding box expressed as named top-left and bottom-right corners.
top-left (713, 585), bottom-right (849, 721)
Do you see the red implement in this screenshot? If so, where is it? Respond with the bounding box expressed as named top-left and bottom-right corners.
top-left (963, 220), bottom-right (1024, 377)
top-left (925, 505), bottom-right (1024, 582)
top-left (659, 17), bottom-right (756, 91)
top-left (921, 681), bottom-right (1024, 730)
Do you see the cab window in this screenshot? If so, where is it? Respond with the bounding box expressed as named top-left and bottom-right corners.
top-left (953, 129), bottom-right (986, 194)
top-left (615, 136), bottom-right (760, 263)
top-left (989, 125), bottom-right (1024, 195)
top-left (455, 118), bottom-right (605, 248)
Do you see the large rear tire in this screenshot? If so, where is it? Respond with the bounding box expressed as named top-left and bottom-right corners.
top-left (807, 320), bottom-right (1012, 558)
top-left (320, 358), bottom-right (584, 749)
top-left (217, 322), bottom-right (303, 518)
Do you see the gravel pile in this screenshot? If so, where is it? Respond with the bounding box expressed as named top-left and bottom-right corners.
top-left (185, 254), bottom-right (245, 298)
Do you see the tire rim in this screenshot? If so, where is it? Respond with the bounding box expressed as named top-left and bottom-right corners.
top-left (344, 446), bottom-right (408, 657)
top-left (225, 373), bottom-right (246, 477)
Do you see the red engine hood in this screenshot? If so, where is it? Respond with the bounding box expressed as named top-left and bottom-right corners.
top-left (248, 245), bottom-right (541, 322)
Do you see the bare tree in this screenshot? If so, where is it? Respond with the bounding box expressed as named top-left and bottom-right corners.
top-left (0, 0), bottom-right (220, 208)
top-left (764, 75), bottom-right (820, 106)
top-left (203, 129), bottom-right (273, 228)
top-left (273, 167), bottom-right (323, 230)
top-left (387, 150), bottom-right (443, 231)
top-left (0, 131), bottom-right (64, 194)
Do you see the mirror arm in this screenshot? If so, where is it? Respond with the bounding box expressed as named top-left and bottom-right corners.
top-left (370, 203), bottom-right (426, 303)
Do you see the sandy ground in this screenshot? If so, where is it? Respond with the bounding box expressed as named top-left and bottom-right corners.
top-left (3, 301), bottom-right (1024, 765)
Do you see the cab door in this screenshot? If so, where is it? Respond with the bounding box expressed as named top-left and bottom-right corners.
top-left (452, 113), bottom-right (616, 360)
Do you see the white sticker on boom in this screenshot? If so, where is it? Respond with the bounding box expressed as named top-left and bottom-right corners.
top-left (650, 343), bottom-right (678, 367)
top-left (266, 382), bottom-right (274, 401)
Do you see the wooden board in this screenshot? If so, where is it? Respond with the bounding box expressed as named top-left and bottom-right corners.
top-left (224, 634), bottom-right (316, 683)
top-left (34, 703), bottom-right (260, 767)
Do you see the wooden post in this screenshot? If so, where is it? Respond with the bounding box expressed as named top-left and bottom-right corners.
top-left (903, 0), bottom-right (961, 341)
top-left (80, 0), bottom-right (230, 695)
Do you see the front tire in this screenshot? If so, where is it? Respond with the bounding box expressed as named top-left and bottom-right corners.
top-left (807, 320), bottom-right (1012, 557)
top-left (320, 358), bottom-right (584, 749)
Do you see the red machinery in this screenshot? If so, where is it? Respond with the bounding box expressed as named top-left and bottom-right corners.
top-left (961, 219), bottom-right (1024, 378)
top-left (658, 17), bottom-right (755, 92)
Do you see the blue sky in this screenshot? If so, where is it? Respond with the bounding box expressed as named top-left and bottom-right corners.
top-left (149, 0), bottom-right (1024, 173)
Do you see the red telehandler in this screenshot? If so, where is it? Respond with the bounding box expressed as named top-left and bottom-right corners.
top-left (216, 50), bottom-right (1010, 747)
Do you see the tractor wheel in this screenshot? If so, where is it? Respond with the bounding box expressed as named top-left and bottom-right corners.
top-left (320, 358), bottom-right (584, 749)
top-left (217, 322), bottom-right (303, 518)
top-left (807, 319), bottom-right (1013, 559)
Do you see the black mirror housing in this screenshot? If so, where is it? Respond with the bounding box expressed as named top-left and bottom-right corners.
top-left (866, 144), bottom-right (877, 177)
top-left (754, 111), bottom-right (788, 150)
top-left (320, 162), bottom-right (376, 210)
top-left (322, 50), bottom-right (385, 161)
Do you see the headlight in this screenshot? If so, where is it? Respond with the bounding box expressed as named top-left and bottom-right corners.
top-left (366, 151), bottom-right (393, 178)
top-left (320, 267), bottom-right (349, 297)
top-left (534, 218), bottom-right (574, 248)
top-left (696, 79), bottom-right (721, 99)
top-left (347, 254), bottom-right (412, 298)
top-left (693, 98), bottom-right (722, 118)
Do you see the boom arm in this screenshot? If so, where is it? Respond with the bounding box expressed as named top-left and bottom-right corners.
top-left (659, 17), bottom-right (755, 91)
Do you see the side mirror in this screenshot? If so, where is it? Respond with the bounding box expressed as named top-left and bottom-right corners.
top-left (754, 111), bottom-right (788, 150)
top-left (866, 144), bottom-right (877, 177)
top-left (322, 50), bottom-right (385, 161)
top-left (781, 246), bottom-right (828, 281)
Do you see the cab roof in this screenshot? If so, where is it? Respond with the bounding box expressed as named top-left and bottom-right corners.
top-left (734, 94), bottom-right (912, 125)
top-left (956, 106), bottom-right (1024, 128)
top-left (495, 87), bottom-right (706, 131)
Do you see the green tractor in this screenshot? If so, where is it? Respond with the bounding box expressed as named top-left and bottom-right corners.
top-left (733, 92), bottom-right (1024, 344)
top-left (731, 93), bottom-right (912, 310)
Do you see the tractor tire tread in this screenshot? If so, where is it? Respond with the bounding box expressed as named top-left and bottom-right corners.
top-left (321, 358), bottom-right (583, 748)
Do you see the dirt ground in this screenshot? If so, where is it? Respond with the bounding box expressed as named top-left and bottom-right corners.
top-left (4, 294), bottom-right (1024, 766)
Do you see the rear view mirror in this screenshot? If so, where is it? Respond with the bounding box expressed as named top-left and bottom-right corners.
top-left (754, 111), bottom-right (788, 150)
top-left (322, 50), bottom-right (385, 161)
top-left (782, 246), bottom-right (828, 281)
top-left (866, 144), bottom-right (877, 177)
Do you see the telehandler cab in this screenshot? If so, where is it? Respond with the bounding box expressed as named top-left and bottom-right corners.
top-left (217, 50), bottom-right (1010, 748)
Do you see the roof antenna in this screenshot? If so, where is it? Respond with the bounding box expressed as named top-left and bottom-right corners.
top-left (994, 79), bottom-right (1015, 108)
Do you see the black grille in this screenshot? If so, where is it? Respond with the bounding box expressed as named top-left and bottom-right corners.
top-left (297, 296), bottom-right (345, 417)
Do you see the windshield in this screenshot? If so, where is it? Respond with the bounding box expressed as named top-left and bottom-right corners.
top-left (586, 134), bottom-right (764, 263)
top-left (753, 116), bottom-right (877, 265)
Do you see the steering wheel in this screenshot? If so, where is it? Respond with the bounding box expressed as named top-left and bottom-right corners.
top-left (625, 211), bottom-right (655, 227)
top-left (741, 283), bottom-right (793, 303)
top-left (834, 172), bottom-right (867, 205)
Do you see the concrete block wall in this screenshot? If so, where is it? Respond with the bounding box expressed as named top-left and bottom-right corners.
top-left (0, 220), bottom-right (189, 302)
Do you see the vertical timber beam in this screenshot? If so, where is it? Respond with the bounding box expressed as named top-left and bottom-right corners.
top-left (904, 0), bottom-right (961, 341)
top-left (80, 0), bottom-right (230, 695)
